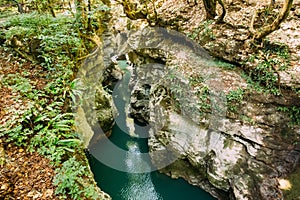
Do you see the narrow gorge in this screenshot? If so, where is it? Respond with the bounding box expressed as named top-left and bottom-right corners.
top-left (75, 0), bottom-right (300, 199)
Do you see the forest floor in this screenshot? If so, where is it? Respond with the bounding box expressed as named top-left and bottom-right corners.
top-left (0, 1), bottom-right (300, 199)
top-left (0, 47), bottom-right (61, 199)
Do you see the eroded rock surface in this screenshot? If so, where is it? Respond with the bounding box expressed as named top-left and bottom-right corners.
top-left (102, 0), bottom-right (300, 199)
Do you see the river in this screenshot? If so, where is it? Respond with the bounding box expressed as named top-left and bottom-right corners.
top-left (87, 61), bottom-right (215, 200)
top-left (88, 123), bottom-right (215, 200)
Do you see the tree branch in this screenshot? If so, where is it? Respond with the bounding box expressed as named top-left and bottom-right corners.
top-left (251, 0), bottom-right (294, 40)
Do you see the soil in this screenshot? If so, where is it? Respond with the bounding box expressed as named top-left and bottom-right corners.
top-left (0, 143), bottom-right (59, 200)
top-left (0, 48), bottom-right (48, 126)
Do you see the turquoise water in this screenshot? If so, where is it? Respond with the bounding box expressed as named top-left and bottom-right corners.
top-left (87, 61), bottom-right (215, 200)
top-left (88, 124), bottom-right (215, 200)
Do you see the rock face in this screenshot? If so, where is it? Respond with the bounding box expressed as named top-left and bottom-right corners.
top-left (75, 32), bottom-right (117, 148)
top-left (103, 0), bottom-right (300, 199)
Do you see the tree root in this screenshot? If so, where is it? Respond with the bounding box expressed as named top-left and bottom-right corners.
top-left (250, 0), bottom-right (294, 40)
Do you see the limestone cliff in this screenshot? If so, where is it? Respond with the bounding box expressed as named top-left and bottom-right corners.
top-left (100, 0), bottom-right (300, 199)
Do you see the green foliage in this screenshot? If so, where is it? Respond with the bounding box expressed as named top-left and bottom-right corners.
top-left (187, 20), bottom-right (215, 41)
top-left (241, 71), bottom-right (264, 93)
top-left (277, 106), bottom-right (300, 125)
top-left (226, 88), bottom-right (244, 112)
top-left (250, 59), bottom-right (280, 95)
top-left (0, 70), bottom-right (94, 196)
top-left (242, 63), bottom-right (281, 95)
top-left (0, 10), bottom-right (103, 199)
top-left (1, 74), bottom-right (79, 162)
top-left (0, 9), bottom-right (14, 19)
top-left (4, 13), bottom-right (84, 70)
top-left (69, 78), bottom-right (85, 106)
top-left (244, 42), bottom-right (290, 95)
top-left (54, 157), bottom-right (99, 199)
top-left (263, 41), bottom-right (290, 61)
top-left (5, 26), bottom-right (36, 39)
top-left (189, 74), bottom-right (204, 86)
top-left (74, 0), bottom-right (110, 34)
top-left (240, 114), bottom-right (255, 124)
top-left (3, 73), bottom-right (38, 99)
top-left (5, 13), bottom-right (52, 32)
top-left (227, 88), bottom-right (244, 102)
top-left (254, 7), bottom-right (277, 28)
top-left (163, 68), bottom-right (210, 116)
top-left (163, 69), bottom-right (214, 117)
top-left (2, 102), bottom-right (36, 146)
top-left (195, 85), bottom-right (211, 114)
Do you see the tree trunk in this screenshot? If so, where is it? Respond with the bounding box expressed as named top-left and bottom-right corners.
top-left (47, 0), bottom-right (56, 17)
top-left (202, 0), bottom-right (226, 22)
top-left (216, 0), bottom-right (226, 22)
top-left (12, 0), bottom-right (24, 13)
top-left (87, 0), bottom-right (93, 32)
top-left (202, 0), bottom-right (217, 20)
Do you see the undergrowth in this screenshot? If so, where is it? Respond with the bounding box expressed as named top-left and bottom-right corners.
top-left (0, 12), bottom-right (101, 199)
top-left (244, 41), bottom-right (290, 96)
top-left (187, 20), bottom-right (215, 42)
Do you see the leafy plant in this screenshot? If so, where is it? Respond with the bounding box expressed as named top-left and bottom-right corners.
top-left (187, 20), bottom-right (215, 41)
top-left (250, 59), bottom-right (280, 95)
top-left (189, 74), bottom-right (204, 86)
top-left (278, 106), bottom-right (300, 125)
top-left (263, 40), bottom-right (290, 61)
top-left (4, 13), bottom-right (85, 71)
top-left (2, 73), bottom-right (36, 98)
top-left (226, 88), bottom-right (244, 112)
top-left (53, 156), bottom-right (98, 199)
top-left (196, 85), bottom-right (211, 114)
top-left (244, 41), bottom-right (290, 96)
top-left (0, 10), bottom-right (103, 199)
